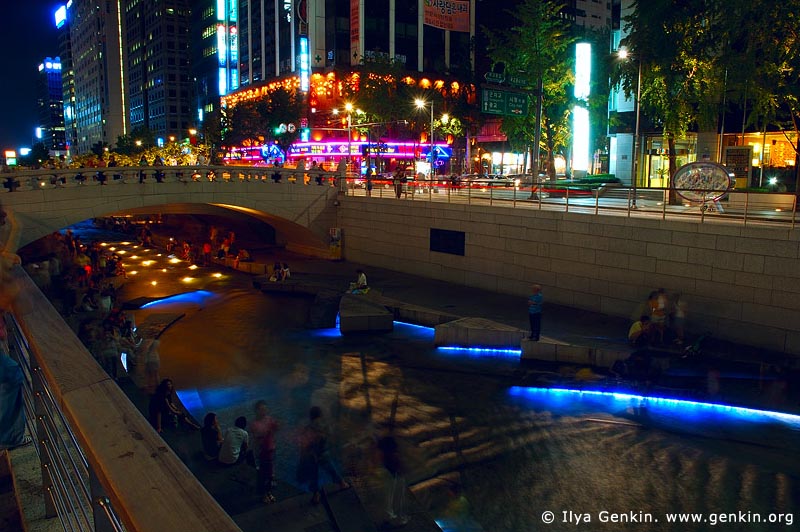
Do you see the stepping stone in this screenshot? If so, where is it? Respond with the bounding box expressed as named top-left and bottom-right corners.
top-left (434, 317), bottom-right (525, 348)
top-left (339, 294), bottom-right (393, 334)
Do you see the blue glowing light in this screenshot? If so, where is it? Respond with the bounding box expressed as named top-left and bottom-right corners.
top-left (393, 321), bottom-right (434, 331)
top-left (177, 386), bottom-right (250, 417)
top-left (139, 290), bottom-right (215, 308)
top-left (438, 346), bottom-right (522, 358)
top-left (310, 327), bottom-right (342, 338)
top-left (54, 5), bottom-right (67, 28)
top-left (509, 386), bottom-right (800, 428)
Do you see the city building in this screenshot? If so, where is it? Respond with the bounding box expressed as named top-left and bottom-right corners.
top-left (60, 0), bottom-right (127, 154)
top-left (55, 5), bottom-right (77, 154)
top-left (238, 0), bottom-right (475, 87)
top-left (122, 0), bottom-right (194, 144)
top-left (190, 0), bottom-right (238, 146)
top-left (36, 57), bottom-right (67, 154)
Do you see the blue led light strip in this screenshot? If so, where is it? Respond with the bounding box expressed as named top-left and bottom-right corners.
top-left (439, 346), bottom-right (522, 355)
top-left (393, 321), bottom-right (435, 331)
top-left (509, 386), bottom-right (800, 425)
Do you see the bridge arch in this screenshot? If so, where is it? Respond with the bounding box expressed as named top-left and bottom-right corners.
top-left (2, 170), bottom-right (339, 257)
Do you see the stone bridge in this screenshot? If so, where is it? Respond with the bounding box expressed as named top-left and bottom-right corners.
top-left (0, 165), bottom-right (341, 257)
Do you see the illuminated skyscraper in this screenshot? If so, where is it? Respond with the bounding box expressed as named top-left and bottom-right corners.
top-left (122, 0), bottom-right (193, 142)
top-left (37, 57), bottom-right (67, 153)
top-left (191, 0), bottom-right (238, 140)
top-left (54, 5), bottom-right (77, 154)
top-left (61, 0), bottom-right (127, 154)
top-left (237, 0), bottom-right (477, 89)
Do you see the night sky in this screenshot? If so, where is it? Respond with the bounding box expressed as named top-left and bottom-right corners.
top-left (0, 0), bottom-right (60, 150)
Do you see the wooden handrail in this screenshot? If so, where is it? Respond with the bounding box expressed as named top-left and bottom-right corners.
top-left (10, 268), bottom-right (241, 532)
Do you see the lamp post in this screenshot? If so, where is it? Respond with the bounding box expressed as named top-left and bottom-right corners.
top-left (415, 99), bottom-right (434, 178)
top-left (344, 103), bottom-right (353, 173)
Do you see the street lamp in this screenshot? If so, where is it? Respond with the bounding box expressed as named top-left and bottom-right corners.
top-left (618, 47), bottom-right (641, 208)
top-left (344, 103), bottom-right (353, 173)
top-left (415, 98), bottom-right (434, 178)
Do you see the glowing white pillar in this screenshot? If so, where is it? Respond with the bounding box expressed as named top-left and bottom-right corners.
top-left (572, 42), bottom-right (591, 175)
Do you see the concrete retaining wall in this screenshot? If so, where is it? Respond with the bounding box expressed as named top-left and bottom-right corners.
top-left (339, 198), bottom-right (800, 357)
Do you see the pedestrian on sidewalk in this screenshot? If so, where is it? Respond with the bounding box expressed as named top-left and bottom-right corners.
top-left (377, 430), bottom-right (409, 525)
top-left (527, 284), bottom-right (543, 341)
top-left (250, 400), bottom-right (280, 503)
top-left (296, 406), bottom-right (349, 505)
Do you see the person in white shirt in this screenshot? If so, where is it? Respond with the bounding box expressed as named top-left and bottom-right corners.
top-left (218, 416), bottom-right (249, 465)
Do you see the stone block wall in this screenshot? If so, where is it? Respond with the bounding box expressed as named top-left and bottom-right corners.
top-left (339, 198), bottom-right (800, 356)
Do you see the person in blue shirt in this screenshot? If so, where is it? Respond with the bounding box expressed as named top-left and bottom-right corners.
top-left (527, 284), bottom-right (543, 341)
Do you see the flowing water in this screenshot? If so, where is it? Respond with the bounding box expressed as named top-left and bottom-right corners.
top-left (56, 223), bottom-right (799, 531)
top-left (150, 288), bottom-right (798, 532)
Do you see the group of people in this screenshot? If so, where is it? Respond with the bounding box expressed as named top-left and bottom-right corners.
top-left (198, 401), bottom-right (348, 506)
top-left (627, 288), bottom-right (688, 347)
top-left (269, 262), bottom-right (291, 282)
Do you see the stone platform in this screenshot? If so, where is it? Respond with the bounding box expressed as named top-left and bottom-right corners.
top-left (521, 339), bottom-right (631, 369)
top-left (433, 317), bottom-right (526, 348)
top-left (339, 294), bottom-right (394, 334)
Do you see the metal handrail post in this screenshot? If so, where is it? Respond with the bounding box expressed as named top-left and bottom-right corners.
top-left (595, 188), bottom-right (599, 215)
top-left (513, 184), bottom-right (517, 208)
top-left (627, 188), bottom-right (632, 217)
top-left (743, 191), bottom-right (749, 226)
top-left (662, 189), bottom-right (667, 219)
top-left (793, 195), bottom-right (797, 229)
top-left (565, 186), bottom-right (569, 213)
top-left (91, 468), bottom-right (123, 532)
top-left (31, 360), bottom-right (58, 518)
top-left (428, 178), bottom-right (432, 202)
top-left (490, 183), bottom-right (493, 206)
top-left (468, 181), bottom-right (471, 205)
top-left (538, 183), bottom-right (542, 210)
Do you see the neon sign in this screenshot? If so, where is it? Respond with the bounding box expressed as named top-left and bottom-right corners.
top-left (299, 37), bottom-right (309, 92)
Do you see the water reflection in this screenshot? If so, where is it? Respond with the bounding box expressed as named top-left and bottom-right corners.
top-left (62, 227), bottom-right (797, 532)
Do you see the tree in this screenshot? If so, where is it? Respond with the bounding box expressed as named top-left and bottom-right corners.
top-left (265, 87), bottom-right (304, 156)
top-left (90, 141), bottom-right (110, 158)
top-left (619, 0), bottom-right (724, 202)
top-left (483, 0), bottom-right (575, 179)
top-left (115, 126), bottom-right (157, 155)
top-left (18, 142), bottom-right (50, 168)
top-left (719, 0), bottom-right (800, 187)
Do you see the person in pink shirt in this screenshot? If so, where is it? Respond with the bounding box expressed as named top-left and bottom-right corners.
top-left (250, 400), bottom-right (280, 503)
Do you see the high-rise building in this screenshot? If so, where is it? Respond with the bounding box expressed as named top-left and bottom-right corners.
top-left (37, 57), bottom-right (67, 153)
top-left (62, 0), bottom-right (127, 154)
top-left (191, 0), bottom-right (238, 140)
top-left (54, 5), bottom-right (77, 154)
top-left (237, 0), bottom-right (477, 90)
top-left (122, 0), bottom-right (194, 142)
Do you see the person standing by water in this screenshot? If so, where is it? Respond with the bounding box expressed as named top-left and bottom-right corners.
top-left (250, 400), bottom-right (280, 503)
top-left (296, 406), bottom-right (349, 504)
top-left (527, 284), bottom-right (543, 341)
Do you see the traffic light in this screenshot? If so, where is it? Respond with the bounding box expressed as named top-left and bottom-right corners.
top-left (300, 128), bottom-right (310, 142)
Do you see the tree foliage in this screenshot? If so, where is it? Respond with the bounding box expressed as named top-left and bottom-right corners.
top-left (483, 0), bottom-right (575, 178)
top-left (618, 0), bottom-right (725, 199)
top-left (222, 86), bottom-right (304, 156)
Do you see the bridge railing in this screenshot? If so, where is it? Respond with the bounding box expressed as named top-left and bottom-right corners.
top-left (0, 164), bottom-right (343, 190)
top-left (343, 176), bottom-right (799, 227)
top-left (4, 267), bottom-right (241, 532)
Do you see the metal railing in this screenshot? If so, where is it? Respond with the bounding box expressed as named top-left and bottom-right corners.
top-left (3, 269), bottom-right (240, 532)
top-left (3, 165), bottom-right (797, 227)
top-left (343, 177), bottom-right (799, 227)
top-left (0, 164), bottom-right (343, 190)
